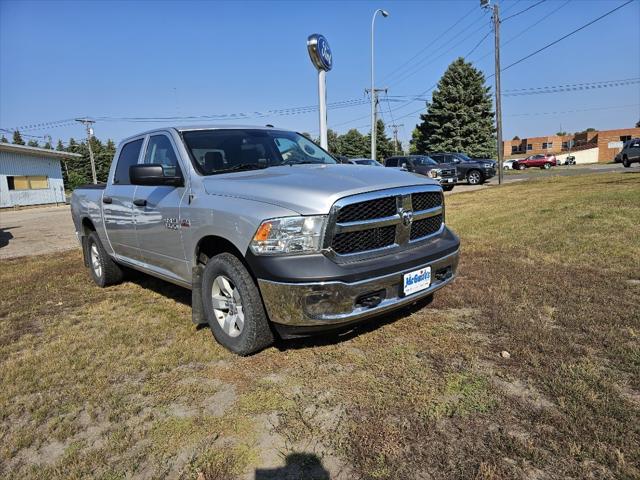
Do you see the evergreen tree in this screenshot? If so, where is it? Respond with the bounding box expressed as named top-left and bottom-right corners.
top-left (43, 141), bottom-right (52, 149)
top-left (327, 129), bottom-right (341, 154)
top-left (339, 129), bottom-right (368, 158)
top-left (56, 139), bottom-right (65, 151)
top-left (0, 135), bottom-right (8, 143)
top-left (27, 139), bottom-right (40, 147)
top-left (12, 130), bottom-right (25, 145)
top-left (412, 57), bottom-right (495, 158)
top-left (366, 119), bottom-right (394, 160)
top-left (635, 120), bottom-right (639, 128)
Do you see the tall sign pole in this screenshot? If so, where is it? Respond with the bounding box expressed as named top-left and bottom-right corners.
top-left (307, 34), bottom-right (333, 150)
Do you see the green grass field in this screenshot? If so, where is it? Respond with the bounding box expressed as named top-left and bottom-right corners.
top-left (1, 172), bottom-right (639, 479)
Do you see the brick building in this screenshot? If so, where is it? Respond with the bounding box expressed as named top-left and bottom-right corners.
top-left (504, 127), bottom-right (640, 162)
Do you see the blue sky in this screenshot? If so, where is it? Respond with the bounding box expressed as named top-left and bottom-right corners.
top-left (1, 0), bottom-right (638, 147)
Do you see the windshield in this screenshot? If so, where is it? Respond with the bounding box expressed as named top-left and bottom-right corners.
top-left (412, 156), bottom-right (438, 166)
top-left (181, 129), bottom-right (337, 175)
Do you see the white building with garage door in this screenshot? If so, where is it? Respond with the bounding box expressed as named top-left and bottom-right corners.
top-left (0, 143), bottom-right (81, 208)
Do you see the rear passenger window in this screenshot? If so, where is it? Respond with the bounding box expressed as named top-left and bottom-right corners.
top-left (386, 158), bottom-right (398, 167)
top-left (113, 139), bottom-right (143, 185)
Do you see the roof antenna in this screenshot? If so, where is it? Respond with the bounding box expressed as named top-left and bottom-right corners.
top-left (265, 124), bottom-right (274, 128)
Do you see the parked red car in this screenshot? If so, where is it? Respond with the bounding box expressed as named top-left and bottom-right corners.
top-left (515, 154), bottom-right (557, 170)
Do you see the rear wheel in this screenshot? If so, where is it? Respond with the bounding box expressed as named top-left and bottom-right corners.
top-left (519, 164), bottom-right (527, 170)
top-left (202, 253), bottom-right (274, 355)
top-left (467, 170), bottom-right (483, 185)
top-left (86, 231), bottom-right (123, 287)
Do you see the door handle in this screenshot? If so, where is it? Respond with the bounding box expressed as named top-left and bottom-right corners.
top-left (133, 199), bottom-right (147, 207)
top-left (102, 196), bottom-right (112, 204)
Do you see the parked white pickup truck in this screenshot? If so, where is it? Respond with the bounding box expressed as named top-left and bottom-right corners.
top-left (71, 126), bottom-right (460, 355)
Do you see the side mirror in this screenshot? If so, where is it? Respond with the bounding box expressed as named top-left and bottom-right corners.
top-left (401, 162), bottom-right (408, 170)
top-left (130, 164), bottom-right (183, 187)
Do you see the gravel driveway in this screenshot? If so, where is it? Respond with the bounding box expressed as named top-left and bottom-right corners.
top-left (0, 205), bottom-right (78, 260)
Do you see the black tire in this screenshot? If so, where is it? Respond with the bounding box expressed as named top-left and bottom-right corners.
top-left (202, 253), bottom-right (274, 355)
top-left (442, 185), bottom-right (454, 192)
top-left (519, 164), bottom-right (527, 170)
top-left (86, 231), bottom-right (123, 287)
top-left (467, 170), bottom-right (483, 185)
top-left (543, 163), bottom-right (551, 169)
top-left (623, 157), bottom-right (631, 168)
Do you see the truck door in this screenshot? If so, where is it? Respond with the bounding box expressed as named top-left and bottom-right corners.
top-left (103, 138), bottom-right (144, 261)
top-left (133, 133), bottom-right (190, 282)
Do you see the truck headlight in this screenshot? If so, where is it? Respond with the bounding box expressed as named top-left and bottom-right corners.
top-left (428, 169), bottom-right (440, 178)
top-left (483, 163), bottom-right (493, 168)
top-left (250, 216), bottom-right (326, 255)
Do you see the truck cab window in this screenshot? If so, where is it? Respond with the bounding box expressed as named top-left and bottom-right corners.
top-left (144, 135), bottom-right (182, 177)
top-left (113, 139), bottom-right (143, 185)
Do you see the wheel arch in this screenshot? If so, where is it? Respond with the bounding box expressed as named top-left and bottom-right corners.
top-left (194, 235), bottom-right (252, 273)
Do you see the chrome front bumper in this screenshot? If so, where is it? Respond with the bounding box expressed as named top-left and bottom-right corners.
top-left (258, 249), bottom-right (459, 327)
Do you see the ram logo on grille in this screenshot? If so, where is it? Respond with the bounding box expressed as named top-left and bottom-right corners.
top-left (328, 188), bottom-right (444, 257)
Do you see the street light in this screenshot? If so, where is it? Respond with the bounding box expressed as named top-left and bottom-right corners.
top-left (371, 8), bottom-right (389, 162)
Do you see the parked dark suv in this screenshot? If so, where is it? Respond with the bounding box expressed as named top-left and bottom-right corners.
top-left (429, 153), bottom-right (496, 185)
top-left (384, 155), bottom-right (457, 191)
top-left (620, 138), bottom-right (640, 168)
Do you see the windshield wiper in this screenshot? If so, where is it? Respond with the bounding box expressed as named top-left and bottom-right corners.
top-left (213, 163), bottom-right (269, 174)
top-left (281, 160), bottom-right (322, 166)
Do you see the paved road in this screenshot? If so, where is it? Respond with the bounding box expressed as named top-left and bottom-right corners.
top-left (0, 163), bottom-right (634, 259)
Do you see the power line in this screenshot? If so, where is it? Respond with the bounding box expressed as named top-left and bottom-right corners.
top-left (387, 14), bottom-right (491, 88)
top-left (502, 0), bottom-right (546, 22)
top-left (471, 0), bottom-right (572, 65)
top-left (507, 103), bottom-right (640, 117)
top-left (379, 4), bottom-right (480, 85)
top-left (501, 0), bottom-right (635, 73)
top-left (464, 29), bottom-right (492, 58)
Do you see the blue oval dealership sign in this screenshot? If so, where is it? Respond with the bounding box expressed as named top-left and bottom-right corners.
top-left (307, 34), bottom-right (332, 72)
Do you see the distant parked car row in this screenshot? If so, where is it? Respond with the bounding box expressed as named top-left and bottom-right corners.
top-left (336, 152), bottom-right (497, 191)
top-left (514, 154), bottom-right (557, 170)
top-left (615, 138), bottom-right (640, 167)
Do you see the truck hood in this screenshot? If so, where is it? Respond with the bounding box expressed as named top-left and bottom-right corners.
top-left (202, 164), bottom-right (438, 215)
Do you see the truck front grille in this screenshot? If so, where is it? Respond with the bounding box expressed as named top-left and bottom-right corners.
top-left (332, 225), bottom-right (396, 255)
top-left (327, 187), bottom-right (444, 259)
top-left (336, 196), bottom-right (397, 223)
top-left (410, 214), bottom-right (443, 240)
top-left (411, 191), bottom-right (443, 211)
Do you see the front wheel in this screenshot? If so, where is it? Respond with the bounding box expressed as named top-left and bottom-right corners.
top-left (86, 231), bottom-right (123, 287)
top-left (467, 170), bottom-right (483, 185)
top-left (543, 163), bottom-right (551, 169)
top-left (202, 253), bottom-right (274, 355)
top-left (623, 157), bottom-right (631, 168)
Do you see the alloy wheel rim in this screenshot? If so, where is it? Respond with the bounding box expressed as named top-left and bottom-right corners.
top-left (211, 275), bottom-right (244, 338)
top-left (470, 172), bottom-right (480, 184)
top-left (90, 243), bottom-right (102, 278)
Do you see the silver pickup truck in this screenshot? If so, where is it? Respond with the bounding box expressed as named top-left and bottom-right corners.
top-left (71, 126), bottom-right (460, 355)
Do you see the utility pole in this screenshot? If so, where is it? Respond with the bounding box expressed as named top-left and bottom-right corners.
top-left (484, 0), bottom-right (504, 185)
top-left (75, 118), bottom-right (97, 184)
top-left (365, 87), bottom-right (387, 159)
top-left (390, 123), bottom-right (404, 154)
